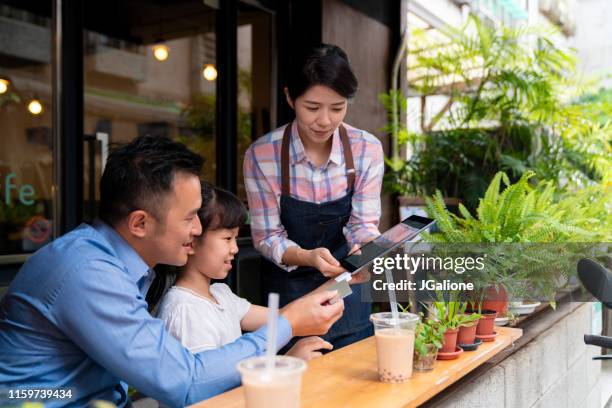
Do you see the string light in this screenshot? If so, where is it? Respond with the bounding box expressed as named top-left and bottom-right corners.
top-left (202, 64), bottom-right (217, 81)
top-left (152, 44), bottom-right (169, 61)
top-left (0, 78), bottom-right (9, 94)
top-left (28, 98), bottom-right (43, 115)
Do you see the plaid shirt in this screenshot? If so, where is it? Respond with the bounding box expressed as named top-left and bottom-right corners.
top-left (244, 121), bottom-right (383, 271)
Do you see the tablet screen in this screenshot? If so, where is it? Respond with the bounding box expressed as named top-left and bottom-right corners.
top-left (340, 215), bottom-right (434, 272)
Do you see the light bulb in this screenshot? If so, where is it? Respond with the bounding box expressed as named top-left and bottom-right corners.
top-left (202, 64), bottom-right (218, 81)
top-left (152, 44), bottom-right (169, 61)
top-left (28, 99), bottom-right (43, 115)
top-left (0, 78), bottom-right (9, 94)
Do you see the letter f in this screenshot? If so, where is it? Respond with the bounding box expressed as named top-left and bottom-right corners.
top-left (4, 172), bottom-right (16, 205)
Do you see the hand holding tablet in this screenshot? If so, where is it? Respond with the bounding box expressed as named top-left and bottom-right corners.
top-left (339, 215), bottom-right (435, 274)
top-left (319, 215), bottom-right (435, 304)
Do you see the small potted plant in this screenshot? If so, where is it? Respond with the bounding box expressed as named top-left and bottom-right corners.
top-left (456, 303), bottom-right (481, 346)
top-left (465, 300), bottom-right (498, 338)
top-left (495, 310), bottom-right (518, 327)
top-left (413, 319), bottom-right (445, 371)
top-left (429, 300), bottom-right (461, 354)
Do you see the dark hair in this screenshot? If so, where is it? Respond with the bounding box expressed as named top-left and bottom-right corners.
top-left (286, 43), bottom-right (358, 101)
top-left (198, 182), bottom-right (248, 233)
top-left (147, 182), bottom-right (247, 312)
top-left (99, 135), bottom-right (203, 226)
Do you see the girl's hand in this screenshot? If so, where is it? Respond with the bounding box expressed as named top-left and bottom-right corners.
top-left (306, 248), bottom-right (346, 277)
top-left (286, 336), bottom-right (333, 361)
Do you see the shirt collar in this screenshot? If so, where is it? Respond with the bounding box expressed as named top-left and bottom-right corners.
top-left (289, 121), bottom-right (308, 165)
top-left (93, 219), bottom-right (152, 284)
top-left (289, 121), bottom-right (343, 168)
top-left (328, 127), bottom-right (343, 166)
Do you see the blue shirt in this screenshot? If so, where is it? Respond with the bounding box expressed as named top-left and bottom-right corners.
top-left (0, 222), bottom-right (292, 407)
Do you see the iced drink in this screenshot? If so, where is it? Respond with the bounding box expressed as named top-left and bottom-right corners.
top-left (370, 312), bottom-right (419, 383)
top-left (237, 355), bottom-right (306, 408)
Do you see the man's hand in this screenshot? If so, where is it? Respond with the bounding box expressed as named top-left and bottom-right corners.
top-left (286, 336), bottom-right (333, 361)
top-left (306, 248), bottom-right (346, 277)
top-left (281, 290), bottom-right (344, 337)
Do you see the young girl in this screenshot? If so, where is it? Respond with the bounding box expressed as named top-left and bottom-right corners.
top-left (156, 182), bottom-right (332, 360)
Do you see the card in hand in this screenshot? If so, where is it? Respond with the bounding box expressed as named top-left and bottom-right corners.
top-left (326, 279), bottom-right (353, 304)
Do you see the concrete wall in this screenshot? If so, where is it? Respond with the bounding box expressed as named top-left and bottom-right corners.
top-left (434, 303), bottom-right (602, 408)
top-left (322, 0), bottom-right (395, 230)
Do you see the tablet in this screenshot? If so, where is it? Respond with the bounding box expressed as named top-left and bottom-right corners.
top-left (339, 215), bottom-right (435, 273)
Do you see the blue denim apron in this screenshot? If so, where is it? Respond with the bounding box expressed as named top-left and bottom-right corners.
top-left (261, 122), bottom-right (372, 349)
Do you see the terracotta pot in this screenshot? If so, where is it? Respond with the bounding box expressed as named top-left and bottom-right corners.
top-left (440, 327), bottom-right (458, 353)
top-left (457, 322), bottom-right (478, 345)
top-left (476, 310), bottom-right (498, 336)
top-left (414, 344), bottom-right (438, 372)
top-left (481, 285), bottom-right (509, 315)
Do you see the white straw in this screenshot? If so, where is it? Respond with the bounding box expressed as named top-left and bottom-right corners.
top-left (266, 293), bottom-right (279, 373)
top-left (385, 269), bottom-right (400, 324)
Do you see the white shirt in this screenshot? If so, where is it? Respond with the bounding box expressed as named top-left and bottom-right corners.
top-left (157, 284), bottom-right (251, 353)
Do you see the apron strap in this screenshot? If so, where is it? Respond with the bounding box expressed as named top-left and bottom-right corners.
top-left (281, 123), bottom-right (292, 197)
top-left (339, 124), bottom-right (356, 193)
top-left (281, 122), bottom-right (355, 196)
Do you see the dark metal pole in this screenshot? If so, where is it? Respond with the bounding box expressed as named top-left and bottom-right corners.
top-left (215, 0), bottom-right (238, 193)
top-left (52, 0), bottom-right (84, 236)
top-left (83, 135), bottom-right (96, 223)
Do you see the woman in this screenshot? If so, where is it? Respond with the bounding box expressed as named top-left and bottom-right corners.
top-left (244, 43), bottom-right (384, 349)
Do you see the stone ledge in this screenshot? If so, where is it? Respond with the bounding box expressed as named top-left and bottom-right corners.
top-left (423, 299), bottom-right (599, 407)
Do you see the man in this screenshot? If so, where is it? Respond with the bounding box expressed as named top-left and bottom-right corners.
top-left (0, 136), bottom-right (344, 407)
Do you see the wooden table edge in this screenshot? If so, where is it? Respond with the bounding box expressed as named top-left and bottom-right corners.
top-left (191, 326), bottom-right (523, 408)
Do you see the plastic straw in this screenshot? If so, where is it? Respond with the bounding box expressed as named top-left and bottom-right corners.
top-left (385, 269), bottom-right (400, 324)
top-left (266, 292), bottom-right (279, 373)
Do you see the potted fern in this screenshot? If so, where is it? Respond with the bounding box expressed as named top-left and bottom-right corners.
top-left (424, 171), bottom-right (597, 311)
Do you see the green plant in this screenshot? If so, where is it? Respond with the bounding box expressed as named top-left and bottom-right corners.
top-left (414, 319), bottom-right (445, 357)
top-left (397, 302), bottom-right (413, 313)
top-left (429, 290), bottom-right (464, 329)
top-left (424, 171), bottom-right (609, 304)
top-left (500, 310), bottom-right (519, 326)
top-left (575, 87), bottom-right (612, 125)
top-left (424, 171), bottom-right (599, 243)
top-left (379, 90), bottom-right (427, 197)
top-left (430, 301), bottom-right (458, 329)
top-left (456, 305), bottom-right (481, 327)
top-left (383, 15), bottom-right (611, 207)
top-left (0, 201), bottom-right (38, 224)
top-left (0, 90), bottom-right (20, 108)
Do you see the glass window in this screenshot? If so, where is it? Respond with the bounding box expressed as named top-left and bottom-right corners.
top-left (236, 3), bottom-right (275, 200)
top-left (0, 2), bottom-right (54, 257)
top-left (83, 2), bottom-right (218, 214)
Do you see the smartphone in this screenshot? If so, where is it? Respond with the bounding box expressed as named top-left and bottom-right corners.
top-left (339, 215), bottom-right (435, 273)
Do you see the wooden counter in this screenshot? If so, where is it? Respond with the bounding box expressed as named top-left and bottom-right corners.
top-left (192, 326), bottom-right (523, 408)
